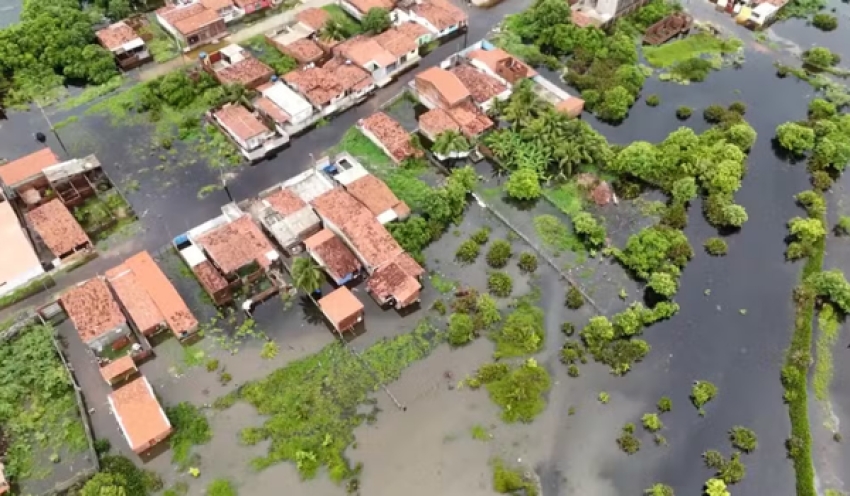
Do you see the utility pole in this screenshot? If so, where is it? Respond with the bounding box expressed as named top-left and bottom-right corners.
top-left (35, 99), bottom-right (69, 157)
top-left (219, 167), bottom-right (234, 203)
top-left (463, 0), bottom-right (470, 48)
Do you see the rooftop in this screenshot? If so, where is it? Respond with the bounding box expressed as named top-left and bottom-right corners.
top-left (295, 7), bottom-right (330, 30)
top-left (322, 57), bottom-right (374, 91)
top-left (100, 355), bottom-right (137, 384)
top-left (311, 188), bottom-right (403, 269)
top-left (258, 81), bottom-right (313, 119)
top-left (282, 168), bottom-right (335, 203)
top-left (193, 260), bottom-right (229, 295)
top-left (26, 199), bottom-right (91, 258)
top-left (446, 100), bottom-right (493, 137)
top-left (284, 58), bottom-right (372, 106)
top-left (0, 201), bottom-right (42, 288)
top-left (556, 96), bottom-right (585, 117)
top-left (282, 38), bottom-right (325, 64)
top-left (449, 64), bottom-right (508, 104)
top-left (197, 215), bottom-right (277, 274)
top-left (415, 66), bottom-right (470, 106)
top-left (0, 148), bottom-right (60, 187)
top-left (318, 286), bottom-right (364, 329)
top-left (96, 21), bottom-right (142, 51)
top-left (358, 112), bottom-right (422, 162)
top-left (395, 21), bottom-right (431, 40)
top-left (254, 96), bottom-right (290, 124)
top-left (213, 52), bottom-right (275, 86)
top-left (344, 174), bottom-right (406, 217)
top-left (393, 251), bottom-right (424, 278)
top-left (346, 0), bottom-right (395, 14)
top-left (305, 228), bottom-right (362, 281)
top-left (200, 0), bottom-right (234, 10)
top-left (335, 35), bottom-right (396, 68)
top-left (418, 107), bottom-right (460, 137)
top-left (108, 376), bottom-right (172, 453)
top-left (571, 10), bottom-right (595, 28)
top-left (373, 27), bottom-right (418, 58)
top-left (112, 251), bottom-right (199, 337)
top-left (467, 47), bottom-right (537, 78)
top-left (106, 261), bottom-right (165, 335)
top-left (264, 187), bottom-right (307, 216)
top-left (159, 3), bottom-right (221, 35)
top-left (367, 260), bottom-right (420, 304)
top-left (213, 104), bottom-right (270, 142)
top-left (61, 278), bottom-right (126, 344)
top-left (412, 0), bottom-right (467, 30)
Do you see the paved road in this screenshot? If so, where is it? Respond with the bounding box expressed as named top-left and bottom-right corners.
top-left (138, 0), bottom-right (336, 81)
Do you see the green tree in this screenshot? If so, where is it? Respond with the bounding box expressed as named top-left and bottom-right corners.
top-left (788, 216), bottom-right (826, 244)
top-left (657, 396), bottom-right (672, 413)
top-left (362, 7), bottom-right (391, 34)
top-left (388, 215), bottom-right (432, 254)
top-left (488, 272), bottom-right (513, 297)
top-left (725, 123), bottom-right (757, 151)
top-left (486, 240), bottom-right (513, 268)
top-left (691, 380), bottom-right (718, 413)
top-left (456, 239), bottom-right (480, 263)
top-left (433, 130), bottom-right (470, 158)
top-left (646, 94), bottom-right (661, 107)
top-left (729, 426), bottom-right (758, 453)
top-left (776, 122), bottom-right (816, 155)
top-left (572, 212), bottom-right (606, 249)
top-left (291, 257), bottom-right (324, 294)
top-left (808, 98), bottom-right (837, 120)
top-left (704, 237), bottom-right (728, 256)
top-left (320, 20), bottom-right (348, 42)
top-left (672, 177), bottom-right (698, 203)
top-left (81, 473), bottom-right (128, 496)
top-left (648, 272), bottom-right (678, 298)
top-left (803, 46), bottom-right (839, 68)
top-left (721, 203), bottom-right (748, 227)
top-left (704, 478), bottom-right (729, 496)
top-left (645, 483), bottom-right (674, 496)
top-left (597, 86), bottom-right (635, 122)
top-left (477, 294), bottom-right (502, 326)
top-left (518, 252), bottom-right (538, 273)
top-left (447, 313), bottom-right (476, 347)
top-left (505, 166), bottom-right (542, 200)
top-left (703, 104), bottom-right (727, 123)
top-left (565, 286), bottom-right (584, 309)
top-left (676, 106), bottom-right (692, 120)
top-left (612, 226), bottom-right (693, 280)
top-left (812, 13), bottom-right (838, 31)
top-left (642, 413), bottom-right (664, 432)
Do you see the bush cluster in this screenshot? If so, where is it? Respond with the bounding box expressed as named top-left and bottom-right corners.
top-left (704, 237), bottom-right (728, 256)
top-left (487, 240), bottom-right (513, 268)
top-left (456, 239), bottom-right (481, 263)
top-left (518, 252), bottom-right (539, 273)
top-left (676, 106), bottom-right (692, 120)
top-left (488, 272), bottom-right (514, 298)
top-left (565, 286), bottom-right (585, 309)
top-left (472, 358), bottom-right (551, 423)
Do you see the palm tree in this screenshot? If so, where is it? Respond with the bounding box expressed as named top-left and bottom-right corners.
top-left (291, 257), bottom-right (324, 295)
top-left (320, 20), bottom-right (347, 42)
top-left (432, 130), bottom-right (470, 159)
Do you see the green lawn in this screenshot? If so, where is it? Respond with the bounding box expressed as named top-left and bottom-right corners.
top-left (322, 4), bottom-right (363, 36)
top-left (643, 33), bottom-right (742, 68)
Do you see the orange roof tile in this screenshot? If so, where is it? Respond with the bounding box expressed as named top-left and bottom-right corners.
top-left (214, 104), bottom-right (270, 142)
top-left (254, 96), bottom-right (290, 124)
top-left (106, 262), bottom-right (165, 335)
top-left (265, 188), bottom-right (306, 216)
top-left (282, 37), bottom-right (325, 64)
top-left (214, 56), bottom-right (275, 87)
top-left (412, 0), bottom-right (467, 30)
top-left (197, 215), bottom-right (277, 274)
top-left (96, 21), bottom-right (141, 51)
top-left (296, 7), bottom-right (330, 30)
top-left (334, 35), bottom-right (396, 68)
top-left (344, 174), bottom-right (405, 217)
top-left (446, 100), bottom-right (493, 137)
top-left (311, 188), bottom-right (403, 269)
top-left (367, 261), bottom-right (420, 304)
top-left (395, 21), bottom-right (431, 40)
top-left (26, 199), bottom-right (91, 258)
top-left (108, 376), bottom-right (172, 453)
top-left (0, 201), bottom-right (42, 288)
top-left (373, 27), bottom-right (418, 58)
top-left (172, 7), bottom-right (222, 36)
top-left (305, 228), bottom-right (362, 281)
top-left (193, 260), bottom-right (229, 295)
top-left (392, 251), bottom-right (424, 278)
top-left (347, 0), bottom-right (395, 14)
top-left (358, 112), bottom-right (423, 162)
top-left (125, 251), bottom-right (199, 337)
top-left (467, 48), bottom-right (538, 77)
top-left (0, 148), bottom-right (60, 186)
top-left (318, 286), bottom-right (364, 328)
top-left (449, 64), bottom-right (508, 104)
top-left (415, 67), bottom-right (469, 107)
top-left (322, 57), bottom-right (374, 90)
top-left (284, 65), bottom-right (344, 107)
top-left (418, 107), bottom-right (460, 137)
top-left (556, 97), bottom-right (585, 117)
top-left (61, 278), bottom-right (126, 344)
top-left (100, 355), bottom-right (137, 384)
top-left (200, 0), bottom-right (234, 10)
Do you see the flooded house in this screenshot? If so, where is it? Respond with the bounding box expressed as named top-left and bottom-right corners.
top-left (209, 103), bottom-right (289, 160)
top-left (107, 376), bottom-right (173, 454)
top-left (96, 20), bottom-right (152, 70)
top-left (156, 2), bottom-right (228, 52)
top-left (25, 199), bottom-right (93, 265)
top-left (253, 79), bottom-right (318, 136)
top-left (283, 57), bottom-right (375, 117)
top-left (392, 0), bottom-right (468, 40)
top-left (60, 278), bottom-right (131, 353)
top-left (202, 44), bottom-right (275, 90)
top-left (317, 286), bottom-right (365, 332)
top-left (0, 194), bottom-right (45, 299)
top-left (357, 112), bottom-right (424, 164)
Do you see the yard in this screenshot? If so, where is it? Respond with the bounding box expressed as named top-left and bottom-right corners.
top-left (642, 32), bottom-right (743, 67)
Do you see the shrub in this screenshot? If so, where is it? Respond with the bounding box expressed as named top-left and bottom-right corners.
top-left (704, 238), bottom-right (728, 256)
top-left (560, 340), bottom-right (586, 364)
top-left (260, 341), bottom-right (279, 360)
top-left (705, 478), bottom-right (729, 496)
top-left (617, 427), bottom-right (641, 454)
top-left (703, 450), bottom-right (725, 470)
top-left (642, 413), bottom-right (663, 432)
top-left (432, 299), bottom-right (446, 315)
top-left (484, 358), bottom-right (551, 423)
top-left (834, 216), bottom-right (850, 236)
top-left (691, 380), bottom-right (718, 414)
top-left (598, 392), bottom-right (610, 404)
top-left (657, 396), bottom-right (672, 413)
top-left (93, 438), bottom-right (112, 455)
top-left (676, 106), bottom-right (692, 120)
top-left (447, 313), bottom-right (476, 347)
top-left (646, 94), bottom-right (661, 107)
top-left (717, 453), bottom-right (746, 484)
top-left (567, 364), bottom-right (580, 377)
top-left (518, 252), bottom-right (538, 273)
top-left (206, 478), bottom-right (237, 496)
top-left (205, 359), bottom-right (220, 372)
top-left (166, 403), bottom-right (212, 467)
top-left (456, 239), bottom-right (481, 263)
top-left (729, 426), bottom-right (758, 453)
top-left (647, 272), bottom-right (678, 298)
top-left (487, 240), bottom-right (512, 268)
top-left (493, 301), bottom-right (545, 358)
top-left (728, 101), bottom-right (747, 115)
top-left (812, 13), bottom-right (838, 31)
top-left (704, 104), bottom-right (727, 123)
top-left (491, 458), bottom-right (537, 495)
top-left (572, 212), bottom-right (607, 249)
top-left (477, 294), bottom-right (502, 327)
top-left (811, 170), bottom-right (833, 191)
top-left (561, 322), bottom-right (575, 336)
top-left (566, 286), bottom-right (584, 309)
top-left (488, 272), bottom-right (513, 297)
top-left (471, 226), bottom-right (491, 245)
top-left (644, 483), bottom-right (674, 496)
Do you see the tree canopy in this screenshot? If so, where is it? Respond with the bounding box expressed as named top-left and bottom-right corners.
top-left (362, 7), bottom-right (391, 34)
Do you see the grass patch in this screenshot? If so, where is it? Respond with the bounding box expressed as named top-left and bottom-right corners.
top-left (0, 273), bottom-right (56, 309)
top-left (543, 182), bottom-right (584, 217)
top-left (0, 324), bottom-right (89, 484)
top-left (468, 359), bottom-right (551, 423)
top-left (166, 402), bottom-right (212, 468)
top-left (232, 320), bottom-right (442, 481)
top-left (491, 457), bottom-right (539, 496)
top-left (139, 17), bottom-right (181, 63)
top-left (322, 4), bottom-right (363, 35)
top-left (643, 33), bottom-right (742, 68)
top-left (813, 302), bottom-right (840, 403)
top-left (471, 424), bottom-right (492, 441)
top-left (431, 274), bottom-right (456, 294)
top-left (59, 75), bottom-right (125, 110)
top-left (533, 214), bottom-right (584, 254)
top-left (244, 35), bottom-right (298, 75)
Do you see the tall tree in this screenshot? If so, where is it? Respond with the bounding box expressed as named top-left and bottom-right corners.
top-left (433, 130), bottom-right (470, 158)
top-left (362, 8), bottom-right (391, 34)
top-left (291, 257), bottom-right (324, 294)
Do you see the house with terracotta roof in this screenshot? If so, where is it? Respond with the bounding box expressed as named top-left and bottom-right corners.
top-left (367, 254), bottom-right (423, 308)
top-left (317, 152), bottom-right (409, 224)
top-left (394, 0), bottom-right (468, 39)
top-left (26, 199), bottom-right (93, 263)
top-left (266, 20), bottom-right (328, 66)
top-left (411, 66), bottom-right (493, 139)
top-left (305, 228), bottom-right (363, 284)
top-left (332, 35), bottom-right (399, 87)
top-left (156, 2), bottom-right (227, 52)
top-left (394, 20), bottom-right (434, 46)
top-left (0, 151), bottom-right (107, 211)
top-left (466, 46), bottom-right (538, 85)
top-left (244, 183), bottom-right (325, 254)
top-left (357, 112), bottom-right (423, 164)
top-left (253, 80), bottom-right (316, 135)
top-left (295, 7), bottom-right (331, 31)
top-left (203, 44), bottom-right (275, 89)
top-left (106, 251), bottom-right (199, 341)
top-left (318, 286), bottom-right (364, 331)
top-left (99, 355), bottom-right (139, 386)
top-left (60, 278), bottom-right (131, 352)
top-left (232, 0), bottom-right (273, 17)
top-left (340, 0), bottom-right (396, 20)
top-left (108, 376), bottom-right (173, 454)
top-left (413, 66), bottom-right (469, 109)
top-left (96, 20), bottom-right (152, 70)
top-left (0, 148), bottom-right (60, 194)
top-left (210, 103), bottom-right (289, 161)
top-left (0, 197), bottom-right (45, 299)
top-left (283, 57), bottom-right (374, 116)
top-left (200, 0), bottom-right (241, 23)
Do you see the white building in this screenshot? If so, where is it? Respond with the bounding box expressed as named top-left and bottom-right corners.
top-left (211, 103), bottom-right (289, 161)
top-left (0, 198), bottom-right (45, 298)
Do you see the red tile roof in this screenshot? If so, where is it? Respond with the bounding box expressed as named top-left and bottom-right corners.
top-left (344, 174), bottom-right (407, 217)
top-left (193, 260), bottom-right (229, 295)
top-left (265, 188), bottom-right (306, 216)
top-left (347, 0), bottom-right (395, 14)
top-left (100, 355), bottom-right (137, 384)
top-left (334, 35), bottom-right (396, 68)
top-left (322, 57), bottom-right (374, 90)
top-left (556, 97), bottom-right (585, 117)
top-left (395, 21), bottom-right (431, 40)
top-left (254, 96), bottom-right (290, 124)
top-left (447, 100), bottom-right (493, 137)
top-left (26, 199), bottom-right (91, 258)
top-left (412, 0), bottom-right (467, 30)
top-left (373, 27), bottom-right (418, 58)
top-left (296, 7), bottom-right (330, 30)
top-left (197, 215), bottom-right (277, 274)
top-left (318, 286), bottom-right (363, 329)
top-left (214, 104), bottom-right (270, 142)
top-left (284, 58), bottom-right (373, 107)
top-left (419, 108), bottom-right (460, 137)
top-left (61, 278), bottom-right (126, 344)
top-left (449, 64), bottom-right (508, 104)
top-left (282, 38), bottom-right (325, 64)
top-left (96, 21), bottom-right (141, 51)
top-left (467, 48), bottom-right (537, 77)
top-left (108, 376), bottom-right (172, 453)
top-left (367, 261), bottom-right (420, 305)
top-left (106, 262), bottom-right (164, 336)
top-left (214, 56), bottom-right (275, 87)
top-left (0, 148), bottom-right (60, 186)
top-left (393, 251), bottom-right (424, 278)
top-left (200, 0), bottom-right (234, 11)
top-left (160, 4), bottom-right (222, 36)
top-left (305, 228), bottom-right (362, 281)
top-left (311, 188), bottom-right (403, 269)
top-left (358, 112), bottom-right (423, 162)
top-left (415, 66), bottom-right (469, 107)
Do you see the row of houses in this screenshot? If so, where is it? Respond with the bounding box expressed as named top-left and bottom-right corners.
top-left (173, 151), bottom-right (423, 331)
top-left (0, 149), bottom-right (110, 299)
top-left (57, 250), bottom-right (200, 454)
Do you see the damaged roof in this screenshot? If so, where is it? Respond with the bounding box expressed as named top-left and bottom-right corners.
top-left (305, 228), bottom-right (362, 281)
top-left (96, 21), bottom-right (142, 51)
top-left (61, 278), bottom-right (126, 344)
top-left (449, 64), bottom-right (508, 104)
top-left (26, 199), bottom-right (91, 258)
